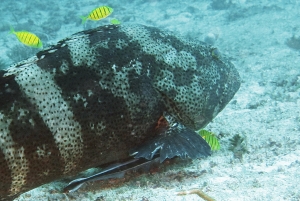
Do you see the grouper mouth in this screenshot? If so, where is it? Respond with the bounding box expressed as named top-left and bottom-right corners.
top-left (157, 89), bottom-right (206, 130)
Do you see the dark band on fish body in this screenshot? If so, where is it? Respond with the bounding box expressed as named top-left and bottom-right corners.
top-left (34, 25), bottom-right (165, 166)
top-left (94, 9), bottom-right (100, 19)
top-left (0, 71), bottom-right (65, 185)
top-left (0, 141), bottom-right (12, 198)
top-left (100, 7), bottom-right (104, 16)
top-left (36, 42), bottom-right (72, 69)
top-left (0, 72), bottom-right (18, 106)
top-left (103, 7), bottom-right (108, 16)
top-left (51, 64), bottom-right (164, 167)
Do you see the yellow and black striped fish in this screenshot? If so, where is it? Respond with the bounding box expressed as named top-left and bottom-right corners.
top-left (80, 6), bottom-right (113, 24)
top-left (9, 26), bottom-right (43, 48)
top-left (198, 130), bottom-right (220, 151)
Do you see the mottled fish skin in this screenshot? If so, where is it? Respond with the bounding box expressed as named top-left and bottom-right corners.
top-left (0, 24), bottom-right (240, 200)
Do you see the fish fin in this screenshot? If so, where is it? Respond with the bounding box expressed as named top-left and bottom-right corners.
top-left (9, 25), bottom-right (15, 34)
top-left (64, 178), bottom-right (86, 193)
top-left (80, 16), bottom-right (87, 24)
top-left (64, 157), bottom-right (157, 193)
top-left (130, 123), bottom-right (211, 163)
top-left (37, 40), bottom-right (43, 49)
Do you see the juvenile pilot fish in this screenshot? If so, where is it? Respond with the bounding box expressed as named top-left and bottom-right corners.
top-left (0, 24), bottom-right (240, 200)
top-left (110, 18), bottom-right (121, 25)
top-left (80, 6), bottom-right (113, 24)
top-left (9, 26), bottom-right (43, 48)
top-left (199, 130), bottom-right (220, 151)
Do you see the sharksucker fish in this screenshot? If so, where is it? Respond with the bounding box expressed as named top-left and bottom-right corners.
top-left (0, 24), bottom-right (240, 200)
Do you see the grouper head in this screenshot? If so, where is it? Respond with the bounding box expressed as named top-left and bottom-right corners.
top-left (149, 43), bottom-right (241, 130)
top-left (116, 25), bottom-right (240, 130)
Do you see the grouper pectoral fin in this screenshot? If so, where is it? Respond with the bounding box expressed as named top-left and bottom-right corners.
top-left (130, 123), bottom-right (211, 163)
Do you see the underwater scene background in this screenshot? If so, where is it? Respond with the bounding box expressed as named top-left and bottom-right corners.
top-left (0, 0), bottom-right (299, 200)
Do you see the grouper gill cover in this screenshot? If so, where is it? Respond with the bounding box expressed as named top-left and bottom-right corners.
top-left (0, 24), bottom-right (240, 200)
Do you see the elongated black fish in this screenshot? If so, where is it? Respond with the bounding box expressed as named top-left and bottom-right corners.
top-left (64, 155), bottom-right (160, 193)
top-left (0, 24), bottom-right (240, 200)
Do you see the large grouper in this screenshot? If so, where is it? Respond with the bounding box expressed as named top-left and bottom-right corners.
top-left (0, 24), bottom-right (240, 200)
